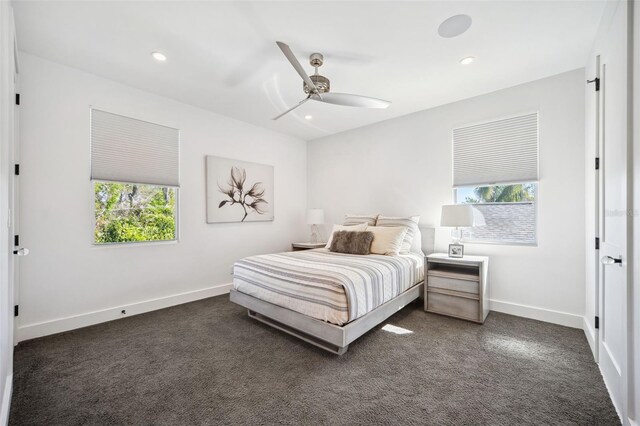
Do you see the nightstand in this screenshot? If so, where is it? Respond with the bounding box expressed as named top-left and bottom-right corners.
top-left (425, 253), bottom-right (489, 324)
top-left (291, 242), bottom-right (326, 251)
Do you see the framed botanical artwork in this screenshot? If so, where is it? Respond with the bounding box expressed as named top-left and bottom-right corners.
top-left (205, 156), bottom-right (274, 223)
top-left (448, 243), bottom-right (464, 258)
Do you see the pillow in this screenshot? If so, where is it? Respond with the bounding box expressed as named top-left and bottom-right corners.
top-left (329, 231), bottom-right (374, 255)
top-left (375, 216), bottom-right (420, 253)
top-left (325, 223), bottom-right (368, 248)
top-left (343, 214), bottom-right (378, 226)
top-left (368, 226), bottom-right (408, 256)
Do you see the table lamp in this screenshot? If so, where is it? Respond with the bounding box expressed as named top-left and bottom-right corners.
top-left (307, 209), bottom-right (325, 243)
top-left (440, 204), bottom-right (485, 244)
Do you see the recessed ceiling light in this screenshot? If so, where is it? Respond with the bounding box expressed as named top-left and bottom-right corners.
top-left (460, 56), bottom-right (475, 65)
top-left (438, 14), bottom-right (472, 38)
top-left (305, 115), bottom-right (313, 120)
top-left (151, 51), bottom-right (167, 62)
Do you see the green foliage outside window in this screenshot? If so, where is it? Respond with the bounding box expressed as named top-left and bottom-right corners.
top-left (463, 183), bottom-right (535, 204)
top-left (94, 182), bottom-right (176, 244)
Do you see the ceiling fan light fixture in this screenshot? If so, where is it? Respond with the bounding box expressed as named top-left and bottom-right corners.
top-left (305, 115), bottom-right (313, 120)
top-left (304, 75), bottom-right (330, 94)
top-left (272, 41), bottom-right (391, 120)
top-left (438, 14), bottom-right (472, 38)
top-left (460, 56), bottom-right (475, 65)
top-left (151, 51), bottom-right (167, 62)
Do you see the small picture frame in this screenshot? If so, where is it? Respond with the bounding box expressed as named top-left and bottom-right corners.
top-left (448, 244), bottom-right (464, 258)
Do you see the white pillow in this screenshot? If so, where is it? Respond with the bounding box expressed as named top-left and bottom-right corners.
top-left (368, 226), bottom-right (408, 256)
top-left (343, 214), bottom-right (378, 226)
top-left (325, 223), bottom-right (368, 248)
top-left (375, 215), bottom-right (420, 253)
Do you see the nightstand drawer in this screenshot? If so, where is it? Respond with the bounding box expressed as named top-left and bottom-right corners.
top-left (427, 291), bottom-right (479, 322)
top-left (427, 275), bottom-right (478, 295)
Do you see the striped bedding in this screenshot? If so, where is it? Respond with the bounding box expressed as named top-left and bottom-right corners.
top-left (233, 249), bottom-right (424, 325)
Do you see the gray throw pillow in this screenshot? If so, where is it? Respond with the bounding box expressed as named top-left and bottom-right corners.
top-left (329, 231), bottom-right (374, 255)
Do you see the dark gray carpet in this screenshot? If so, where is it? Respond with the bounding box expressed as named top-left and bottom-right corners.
top-left (10, 295), bottom-right (619, 425)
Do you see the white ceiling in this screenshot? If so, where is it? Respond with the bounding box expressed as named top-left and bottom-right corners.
top-left (13, 1), bottom-right (606, 141)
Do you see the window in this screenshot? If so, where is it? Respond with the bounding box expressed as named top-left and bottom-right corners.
top-left (452, 112), bottom-right (538, 245)
top-left (94, 182), bottom-right (177, 243)
top-left (455, 183), bottom-right (537, 244)
top-left (91, 109), bottom-right (179, 244)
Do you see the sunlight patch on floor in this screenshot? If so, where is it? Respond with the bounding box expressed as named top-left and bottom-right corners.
top-left (382, 324), bottom-right (413, 335)
top-left (486, 335), bottom-right (554, 360)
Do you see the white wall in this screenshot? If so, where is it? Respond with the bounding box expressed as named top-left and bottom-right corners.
top-left (0, 2), bottom-right (15, 423)
top-left (16, 53), bottom-right (308, 341)
top-left (308, 69), bottom-right (586, 328)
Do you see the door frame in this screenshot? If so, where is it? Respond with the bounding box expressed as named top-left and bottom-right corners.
top-left (585, 54), bottom-right (602, 362)
top-left (11, 31), bottom-right (19, 346)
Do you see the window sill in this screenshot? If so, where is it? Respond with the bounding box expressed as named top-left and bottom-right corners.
top-left (91, 239), bottom-right (179, 248)
top-left (460, 240), bottom-right (538, 247)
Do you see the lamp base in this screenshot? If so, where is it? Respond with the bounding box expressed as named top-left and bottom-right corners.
top-left (451, 227), bottom-right (463, 244)
top-left (310, 224), bottom-right (321, 243)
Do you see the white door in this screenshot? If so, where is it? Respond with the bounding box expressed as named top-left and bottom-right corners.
top-left (597, 2), bottom-right (629, 420)
top-left (0, 2), bottom-right (17, 403)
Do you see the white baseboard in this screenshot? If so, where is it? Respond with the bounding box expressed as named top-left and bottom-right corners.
top-left (583, 316), bottom-right (597, 360)
top-left (16, 287), bottom-right (584, 341)
top-left (0, 373), bottom-right (12, 426)
top-left (16, 283), bottom-right (233, 342)
top-left (490, 299), bottom-right (583, 329)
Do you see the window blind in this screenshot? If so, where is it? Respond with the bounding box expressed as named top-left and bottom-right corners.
top-left (453, 112), bottom-right (538, 187)
top-left (90, 109), bottom-right (180, 187)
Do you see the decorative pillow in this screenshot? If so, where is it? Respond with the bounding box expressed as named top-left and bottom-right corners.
top-left (329, 231), bottom-right (374, 255)
top-left (375, 216), bottom-right (420, 253)
top-left (343, 214), bottom-right (378, 226)
top-left (368, 226), bottom-right (408, 256)
top-left (325, 223), bottom-right (368, 248)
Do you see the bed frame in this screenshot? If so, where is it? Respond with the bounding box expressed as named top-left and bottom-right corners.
top-left (230, 283), bottom-right (423, 355)
top-left (229, 226), bottom-right (434, 355)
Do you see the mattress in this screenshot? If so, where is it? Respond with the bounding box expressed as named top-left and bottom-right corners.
top-left (233, 248), bottom-right (424, 325)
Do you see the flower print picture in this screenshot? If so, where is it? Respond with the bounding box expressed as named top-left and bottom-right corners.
top-left (206, 156), bottom-right (274, 223)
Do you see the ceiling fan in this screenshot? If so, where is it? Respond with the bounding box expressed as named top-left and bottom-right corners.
top-left (273, 41), bottom-right (391, 120)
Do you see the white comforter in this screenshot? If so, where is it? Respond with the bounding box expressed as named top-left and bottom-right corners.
top-left (233, 248), bottom-right (424, 325)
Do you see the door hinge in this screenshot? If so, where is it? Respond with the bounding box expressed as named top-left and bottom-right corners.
top-left (14, 164), bottom-right (19, 176)
top-left (595, 157), bottom-right (599, 170)
top-left (587, 77), bottom-right (600, 92)
top-left (15, 93), bottom-right (20, 105)
top-left (595, 237), bottom-right (600, 250)
top-left (595, 316), bottom-right (599, 329)
top-left (14, 305), bottom-right (18, 317)
top-left (14, 235), bottom-right (19, 246)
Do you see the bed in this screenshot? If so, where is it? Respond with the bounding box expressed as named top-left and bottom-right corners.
top-left (229, 226), bottom-right (434, 355)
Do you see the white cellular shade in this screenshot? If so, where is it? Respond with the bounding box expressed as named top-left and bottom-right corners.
top-left (91, 109), bottom-right (180, 187)
top-left (453, 112), bottom-right (538, 187)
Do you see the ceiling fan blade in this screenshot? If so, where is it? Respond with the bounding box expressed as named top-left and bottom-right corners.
top-left (272, 96), bottom-right (311, 120)
top-left (276, 41), bottom-right (321, 98)
top-left (311, 92), bottom-right (390, 108)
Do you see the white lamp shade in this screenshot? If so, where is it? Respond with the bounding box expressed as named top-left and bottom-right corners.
top-left (440, 204), bottom-right (484, 227)
top-left (306, 209), bottom-right (325, 225)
